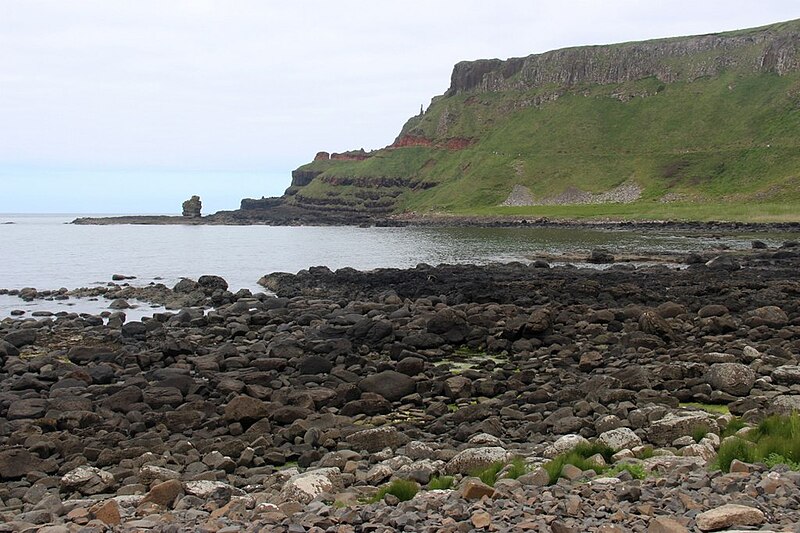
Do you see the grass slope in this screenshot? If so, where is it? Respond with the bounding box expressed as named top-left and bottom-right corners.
top-left (291, 61), bottom-right (800, 222)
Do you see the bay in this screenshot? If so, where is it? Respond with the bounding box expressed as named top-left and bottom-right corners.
top-left (1, 213), bottom-right (796, 318)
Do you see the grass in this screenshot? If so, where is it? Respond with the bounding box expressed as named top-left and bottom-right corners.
top-left (714, 413), bottom-right (800, 472)
top-left (368, 479), bottom-right (420, 503)
top-left (428, 476), bottom-right (454, 490)
top-left (471, 461), bottom-right (505, 487)
top-left (505, 457), bottom-right (529, 480)
top-left (721, 417), bottom-right (748, 438)
top-left (680, 402), bottom-right (731, 415)
top-left (691, 425), bottom-right (711, 444)
top-left (607, 463), bottom-right (647, 480)
top-left (543, 443), bottom-right (617, 484)
top-left (289, 51), bottom-right (800, 222)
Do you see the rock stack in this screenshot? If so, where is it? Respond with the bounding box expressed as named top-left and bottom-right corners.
top-left (181, 195), bottom-right (202, 218)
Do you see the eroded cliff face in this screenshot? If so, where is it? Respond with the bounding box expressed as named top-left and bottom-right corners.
top-left (235, 19), bottom-right (800, 223)
top-left (446, 23), bottom-right (800, 96)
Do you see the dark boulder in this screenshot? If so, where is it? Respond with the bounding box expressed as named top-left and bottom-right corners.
top-left (359, 370), bottom-right (416, 402)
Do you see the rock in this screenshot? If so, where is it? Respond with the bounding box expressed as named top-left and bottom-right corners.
top-left (280, 468), bottom-right (343, 504)
top-left (460, 478), bottom-right (495, 500)
top-left (695, 504), bottom-right (765, 531)
top-left (139, 465), bottom-right (181, 485)
top-left (707, 363), bottom-right (756, 396)
top-left (61, 466), bottom-right (115, 495)
top-left (771, 395), bottom-right (800, 415)
top-left (588, 248), bottom-right (614, 263)
top-left (426, 308), bottom-right (470, 343)
top-left (648, 517), bottom-right (689, 533)
top-left (4, 328), bottom-right (37, 347)
top-left (705, 255), bottom-right (740, 271)
top-left (648, 412), bottom-right (717, 447)
top-left (0, 339), bottom-right (20, 356)
top-left (7, 398), bottom-right (47, 419)
top-left (772, 366), bottom-right (800, 385)
top-left (184, 480), bottom-right (239, 499)
top-left (546, 434), bottom-right (590, 458)
top-left (346, 426), bottom-right (409, 453)
top-left (445, 447), bottom-right (510, 475)
top-left (748, 305), bottom-right (788, 327)
top-left (444, 375), bottom-right (472, 399)
top-left (224, 395), bottom-right (269, 424)
top-left (598, 427), bottom-right (642, 451)
top-left (182, 195), bottom-right (202, 218)
top-left (89, 499), bottom-right (120, 526)
top-left (0, 448), bottom-right (46, 479)
top-left (198, 275), bottom-right (228, 293)
top-left (297, 355), bottom-right (333, 375)
top-left (140, 479), bottom-right (184, 507)
top-left (359, 370), bottom-right (416, 402)
top-left (471, 510), bottom-right (492, 528)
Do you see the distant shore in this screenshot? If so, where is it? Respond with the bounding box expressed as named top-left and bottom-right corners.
top-left (71, 212), bottom-right (800, 233)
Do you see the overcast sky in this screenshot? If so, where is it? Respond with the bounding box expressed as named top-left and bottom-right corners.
top-left (1, 1), bottom-right (799, 214)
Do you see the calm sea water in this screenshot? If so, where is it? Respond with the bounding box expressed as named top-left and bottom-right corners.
top-left (1, 214), bottom-right (797, 317)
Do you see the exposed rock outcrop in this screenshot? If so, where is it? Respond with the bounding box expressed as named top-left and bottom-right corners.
top-left (181, 195), bottom-right (202, 218)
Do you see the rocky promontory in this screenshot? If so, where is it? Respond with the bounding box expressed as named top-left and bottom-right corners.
top-left (2, 247), bottom-right (800, 530)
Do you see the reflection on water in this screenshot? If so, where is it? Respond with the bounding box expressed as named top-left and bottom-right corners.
top-left (1, 214), bottom-right (798, 318)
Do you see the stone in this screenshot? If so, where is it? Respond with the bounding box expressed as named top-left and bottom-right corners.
top-left (4, 328), bottom-right (37, 347)
top-left (648, 517), bottom-right (689, 533)
top-left (346, 426), bottom-right (409, 453)
top-left (89, 499), bottom-right (120, 526)
top-left (443, 375), bottom-right (472, 399)
top-left (182, 195), bottom-right (202, 218)
top-left (546, 434), bottom-right (590, 458)
top-left (139, 464), bottom-right (181, 485)
top-left (647, 412), bottom-right (717, 447)
top-left (588, 248), bottom-right (614, 263)
top-left (749, 305), bottom-right (788, 327)
top-left (184, 480), bottom-right (239, 499)
top-left (426, 308), bottom-right (470, 343)
top-left (358, 370), bottom-right (416, 402)
top-left (772, 365), bottom-right (800, 386)
top-left (61, 466), bottom-right (115, 495)
top-left (459, 478), bottom-right (495, 500)
top-left (598, 427), bottom-right (642, 451)
top-left (224, 395), bottom-right (269, 423)
top-left (280, 468), bottom-right (343, 504)
top-left (140, 479), bottom-right (184, 507)
top-left (707, 363), bottom-right (756, 396)
top-left (471, 510), bottom-right (492, 528)
top-left (0, 448), bottom-right (46, 479)
top-left (6, 398), bottom-right (47, 419)
top-left (445, 447), bottom-right (510, 475)
top-left (695, 504), bottom-right (765, 531)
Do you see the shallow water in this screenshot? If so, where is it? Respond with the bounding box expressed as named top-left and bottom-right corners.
top-left (1, 213), bottom-right (797, 318)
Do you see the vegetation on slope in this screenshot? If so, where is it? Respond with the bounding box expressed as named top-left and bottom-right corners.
top-left (287, 20), bottom-right (800, 222)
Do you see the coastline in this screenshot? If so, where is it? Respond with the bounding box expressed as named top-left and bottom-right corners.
top-left (70, 212), bottom-right (800, 233)
top-left (2, 250), bottom-right (800, 529)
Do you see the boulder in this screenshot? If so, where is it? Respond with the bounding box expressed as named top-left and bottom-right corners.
top-left (748, 305), bottom-right (788, 327)
top-left (707, 363), bottom-right (756, 396)
top-left (695, 504), bottom-right (764, 531)
top-left (597, 428), bottom-right (642, 451)
top-left (140, 479), bottom-right (184, 508)
top-left (346, 426), bottom-right (409, 453)
top-left (224, 395), bottom-right (269, 424)
top-left (546, 434), bottom-right (590, 458)
top-left (359, 370), bottom-right (416, 402)
top-left (772, 366), bottom-right (800, 386)
top-left (7, 398), bottom-right (47, 419)
top-left (280, 468), bottom-right (343, 504)
top-left (426, 308), bottom-right (470, 343)
top-left (61, 466), bottom-right (115, 495)
top-left (4, 329), bottom-right (37, 347)
top-left (647, 412), bottom-right (717, 447)
top-left (0, 448), bottom-right (47, 479)
top-left (445, 447), bottom-right (510, 475)
top-left (587, 248), bottom-right (614, 264)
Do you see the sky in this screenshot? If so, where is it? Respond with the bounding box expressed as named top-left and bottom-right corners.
top-left (1, 1), bottom-right (799, 214)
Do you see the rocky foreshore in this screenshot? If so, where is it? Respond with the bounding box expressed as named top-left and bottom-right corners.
top-left (2, 248), bottom-right (800, 532)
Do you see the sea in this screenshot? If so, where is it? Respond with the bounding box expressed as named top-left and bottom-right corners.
top-left (1, 213), bottom-right (797, 319)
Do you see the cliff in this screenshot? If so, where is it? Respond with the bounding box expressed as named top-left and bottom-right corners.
top-left (239, 19), bottom-right (800, 223)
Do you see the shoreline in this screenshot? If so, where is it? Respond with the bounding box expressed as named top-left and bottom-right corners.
top-left (2, 251), bottom-right (800, 529)
top-left (70, 212), bottom-right (800, 233)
